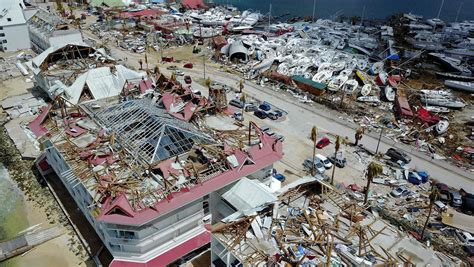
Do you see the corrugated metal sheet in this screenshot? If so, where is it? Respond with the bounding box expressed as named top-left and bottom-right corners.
top-left (222, 177), bottom-right (277, 211)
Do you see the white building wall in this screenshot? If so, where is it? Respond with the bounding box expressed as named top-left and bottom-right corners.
top-left (0, 23), bottom-right (31, 51)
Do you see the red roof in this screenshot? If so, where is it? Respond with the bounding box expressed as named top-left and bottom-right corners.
top-left (182, 0), bottom-right (204, 9)
top-left (119, 9), bottom-right (163, 19)
top-left (109, 230), bottom-right (210, 267)
top-left (96, 129), bottom-right (283, 226)
top-left (28, 103), bottom-right (52, 138)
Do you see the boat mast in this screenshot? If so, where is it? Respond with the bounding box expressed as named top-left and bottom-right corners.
top-left (312, 0), bottom-right (316, 22)
top-left (436, 0), bottom-right (444, 19)
top-left (268, 3), bottom-right (272, 28)
top-left (455, 2), bottom-right (463, 22)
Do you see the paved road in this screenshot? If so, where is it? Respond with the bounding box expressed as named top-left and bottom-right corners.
top-left (176, 66), bottom-right (474, 190)
top-left (84, 29), bottom-right (473, 190)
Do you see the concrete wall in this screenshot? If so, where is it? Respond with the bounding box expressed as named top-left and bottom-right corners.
top-left (0, 23), bottom-right (31, 51)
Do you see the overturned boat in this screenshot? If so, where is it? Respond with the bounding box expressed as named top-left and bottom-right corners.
top-left (420, 95), bottom-right (466, 109)
top-left (384, 86), bottom-right (396, 102)
top-left (444, 80), bottom-right (474, 93)
top-left (435, 120), bottom-right (449, 135)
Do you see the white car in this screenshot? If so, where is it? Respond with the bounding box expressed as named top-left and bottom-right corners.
top-left (176, 70), bottom-right (185, 76)
top-left (457, 231), bottom-right (474, 246)
top-left (303, 157), bottom-right (325, 174)
top-left (316, 154), bottom-right (333, 169)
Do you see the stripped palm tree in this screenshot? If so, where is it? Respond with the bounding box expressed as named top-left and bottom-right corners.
top-left (310, 126), bottom-right (318, 176)
top-left (330, 136), bottom-right (348, 185)
top-left (364, 161), bottom-right (383, 205)
top-left (421, 185), bottom-right (439, 240)
top-left (354, 127), bottom-right (365, 146)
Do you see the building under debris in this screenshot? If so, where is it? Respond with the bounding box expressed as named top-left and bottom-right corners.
top-left (34, 93), bottom-right (283, 266)
top-left (29, 42), bottom-right (147, 105)
top-left (211, 179), bottom-right (463, 266)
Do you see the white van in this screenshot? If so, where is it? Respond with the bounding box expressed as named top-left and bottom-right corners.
top-left (316, 154), bottom-right (333, 169)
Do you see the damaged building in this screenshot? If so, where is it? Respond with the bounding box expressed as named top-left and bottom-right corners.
top-left (33, 94), bottom-right (283, 266)
top-left (29, 42), bottom-right (147, 105)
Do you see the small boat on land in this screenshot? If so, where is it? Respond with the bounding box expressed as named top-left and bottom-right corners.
top-left (435, 120), bottom-right (449, 135)
top-left (312, 70), bottom-right (333, 83)
top-left (343, 79), bottom-right (359, 94)
top-left (435, 72), bottom-right (474, 81)
top-left (357, 96), bottom-right (380, 102)
top-left (424, 106), bottom-right (450, 113)
top-left (420, 96), bottom-right (466, 109)
top-left (360, 84), bottom-right (372, 96)
top-left (327, 75), bottom-right (348, 92)
top-left (384, 86), bottom-right (396, 102)
top-left (444, 80), bottom-right (474, 93)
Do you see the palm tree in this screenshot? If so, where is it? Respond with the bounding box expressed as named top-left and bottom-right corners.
top-left (153, 65), bottom-right (160, 74)
top-left (421, 185), bottom-right (439, 240)
top-left (238, 79), bottom-right (244, 93)
top-left (205, 77), bottom-right (212, 88)
top-left (310, 126), bottom-right (318, 176)
top-left (138, 59), bottom-right (143, 70)
top-left (331, 136), bottom-right (341, 185)
top-left (364, 161), bottom-right (383, 205)
top-left (354, 127), bottom-right (365, 146)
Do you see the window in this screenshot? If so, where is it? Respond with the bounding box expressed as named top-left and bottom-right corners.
top-left (7, 18), bottom-right (11, 22)
top-left (0, 33), bottom-right (5, 37)
top-left (0, 26), bottom-right (3, 30)
top-left (2, 40), bottom-right (6, 44)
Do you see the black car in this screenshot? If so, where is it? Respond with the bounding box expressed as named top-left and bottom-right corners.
top-left (385, 148), bottom-right (411, 164)
top-left (254, 110), bottom-right (268, 119)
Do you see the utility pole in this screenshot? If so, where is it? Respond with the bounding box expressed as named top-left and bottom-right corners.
top-left (312, 0), bottom-right (316, 22)
top-left (375, 127), bottom-right (383, 155)
top-left (203, 53), bottom-right (206, 79)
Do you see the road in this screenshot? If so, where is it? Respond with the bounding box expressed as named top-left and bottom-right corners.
top-left (176, 66), bottom-right (474, 190)
top-left (83, 29), bottom-right (473, 190)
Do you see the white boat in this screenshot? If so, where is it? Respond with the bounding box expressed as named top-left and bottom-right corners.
top-left (435, 120), bottom-right (449, 135)
top-left (426, 18), bottom-right (445, 28)
top-left (384, 86), bottom-right (396, 102)
top-left (420, 96), bottom-right (466, 109)
top-left (371, 61), bottom-right (384, 74)
top-left (424, 106), bottom-right (450, 113)
top-left (327, 75), bottom-right (348, 91)
top-left (360, 84), bottom-right (372, 96)
top-left (357, 96), bottom-right (380, 102)
top-left (312, 70), bottom-right (333, 83)
top-left (420, 89), bottom-right (452, 97)
top-left (343, 79), bottom-right (359, 94)
top-left (444, 80), bottom-right (474, 93)
top-left (377, 72), bottom-right (388, 85)
top-left (339, 68), bottom-right (353, 77)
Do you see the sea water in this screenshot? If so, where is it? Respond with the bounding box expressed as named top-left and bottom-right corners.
top-left (213, 0), bottom-right (473, 22)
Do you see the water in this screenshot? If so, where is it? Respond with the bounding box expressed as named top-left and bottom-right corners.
top-left (213, 0), bottom-right (474, 22)
top-left (0, 164), bottom-right (28, 267)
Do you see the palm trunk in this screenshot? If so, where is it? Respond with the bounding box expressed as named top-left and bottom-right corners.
top-left (421, 201), bottom-right (434, 240)
top-left (364, 176), bottom-right (371, 205)
top-left (311, 139), bottom-right (316, 176)
top-left (330, 148), bottom-right (338, 185)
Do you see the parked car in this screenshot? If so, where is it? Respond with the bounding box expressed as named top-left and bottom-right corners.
top-left (408, 171), bottom-right (429, 185)
top-left (316, 137), bottom-right (331, 149)
top-left (273, 173), bottom-right (286, 182)
top-left (229, 99), bottom-right (244, 108)
top-left (268, 111), bottom-right (279, 120)
top-left (391, 186), bottom-right (410, 197)
top-left (244, 103), bottom-right (257, 112)
top-left (275, 134), bottom-right (285, 142)
top-left (457, 231), bottom-right (474, 246)
top-left (316, 154), bottom-right (333, 169)
top-left (303, 157), bottom-right (325, 174)
top-left (183, 62), bottom-right (193, 69)
top-left (259, 101), bottom-right (271, 111)
top-left (328, 155), bottom-right (346, 168)
top-left (254, 110), bottom-right (268, 119)
top-left (233, 112), bottom-right (243, 122)
top-left (166, 65), bottom-right (177, 70)
top-left (184, 75), bottom-right (192, 84)
top-left (450, 191), bottom-right (463, 207)
top-left (274, 110), bottom-right (283, 117)
top-left (176, 70), bottom-right (185, 76)
top-left (385, 148), bottom-right (411, 164)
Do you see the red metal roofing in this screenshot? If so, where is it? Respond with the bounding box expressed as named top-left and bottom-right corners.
top-left (28, 103), bottom-right (52, 138)
top-left (119, 9), bottom-right (163, 19)
top-left (97, 132), bottom-right (283, 226)
top-left (109, 230), bottom-right (210, 267)
top-left (182, 0), bottom-right (204, 9)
